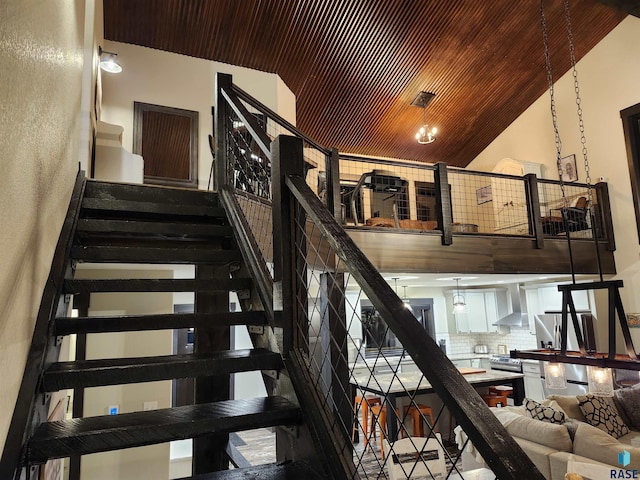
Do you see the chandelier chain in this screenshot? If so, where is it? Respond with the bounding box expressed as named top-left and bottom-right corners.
top-left (562, 0), bottom-right (593, 207)
top-left (540, 0), bottom-right (567, 206)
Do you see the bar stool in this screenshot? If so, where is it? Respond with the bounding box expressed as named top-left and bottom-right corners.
top-left (482, 394), bottom-right (508, 407)
top-left (489, 385), bottom-right (513, 397)
top-left (369, 404), bottom-right (406, 458)
top-left (352, 395), bottom-right (382, 447)
top-left (404, 404), bottom-right (436, 437)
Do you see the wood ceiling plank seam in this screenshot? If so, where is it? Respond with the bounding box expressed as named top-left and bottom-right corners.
top-left (228, 1), bottom-right (256, 66)
top-left (216, 0), bottom-right (243, 65)
top-left (281, 0), bottom-right (332, 87)
top-left (190, 2), bottom-right (219, 58)
top-left (287, 0), bottom-right (349, 99)
top-left (277, 1), bottom-right (331, 94)
top-left (208, 0), bottom-right (234, 60)
top-left (262, 0), bottom-right (300, 73)
top-left (302, 4), bottom-right (405, 143)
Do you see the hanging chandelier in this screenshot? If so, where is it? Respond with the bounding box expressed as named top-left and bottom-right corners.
top-left (411, 91), bottom-right (437, 145)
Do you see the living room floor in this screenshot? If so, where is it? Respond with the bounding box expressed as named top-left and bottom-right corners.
top-left (169, 427), bottom-right (471, 479)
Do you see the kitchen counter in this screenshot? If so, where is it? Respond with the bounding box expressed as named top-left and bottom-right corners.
top-left (352, 369), bottom-right (524, 395)
top-left (350, 352), bottom-right (491, 369)
top-left (351, 368), bottom-right (525, 441)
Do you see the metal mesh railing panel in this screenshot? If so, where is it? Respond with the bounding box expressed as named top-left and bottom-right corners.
top-left (234, 95), bottom-right (330, 198)
top-left (537, 181), bottom-right (596, 239)
top-left (447, 170), bottom-right (531, 236)
top-left (224, 105), bottom-right (274, 277)
top-left (339, 157), bottom-right (437, 228)
top-left (291, 202), bottom-right (482, 480)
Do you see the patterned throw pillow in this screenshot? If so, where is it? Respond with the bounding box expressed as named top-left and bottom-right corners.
top-left (524, 398), bottom-right (566, 424)
top-left (576, 394), bottom-right (630, 439)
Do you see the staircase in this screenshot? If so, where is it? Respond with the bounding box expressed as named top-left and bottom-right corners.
top-left (2, 178), bottom-right (326, 479)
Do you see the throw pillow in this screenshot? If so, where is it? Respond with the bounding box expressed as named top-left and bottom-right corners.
top-left (523, 397), bottom-right (566, 424)
top-left (614, 383), bottom-right (640, 430)
top-left (547, 394), bottom-right (587, 422)
top-left (576, 394), bottom-right (630, 439)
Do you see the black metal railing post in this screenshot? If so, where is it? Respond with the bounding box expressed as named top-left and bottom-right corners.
top-left (215, 73), bottom-right (233, 191)
top-left (326, 148), bottom-right (341, 222)
top-left (525, 173), bottom-right (544, 248)
top-left (435, 162), bottom-right (452, 245)
top-left (595, 181), bottom-right (615, 251)
top-left (272, 135), bottom-right (306, 356)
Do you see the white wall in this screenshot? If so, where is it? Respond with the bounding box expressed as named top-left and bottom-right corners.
top-left (75, 268), bottom-right (174, 480)
top-left (100, 41), bottom-right (296, 189)
top-left (0, 0), bottom-right (95, 453)
top-left (468, 16), bottom-right (640, 344)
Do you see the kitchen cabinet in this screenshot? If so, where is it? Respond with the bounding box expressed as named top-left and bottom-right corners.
top-left (538, 286), bottom-right (590, 311)
top-left (524, 285), bottom-right (593, 335)
top-left (522, 361), bottom-right (545, 401)
top-left (447, 289), bottom-right (508, 333)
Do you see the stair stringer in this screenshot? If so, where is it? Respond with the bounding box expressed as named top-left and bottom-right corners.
top-left (0, 171), bottom-right (86, 480)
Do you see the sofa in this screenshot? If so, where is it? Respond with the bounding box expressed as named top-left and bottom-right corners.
top-left (489, 391), bottom-right (640, 480)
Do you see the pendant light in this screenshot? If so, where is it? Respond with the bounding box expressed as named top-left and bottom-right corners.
top-left (401, 286), bottom-right (413, 311)
top-left (452, 278), bottom-right (466, 314)
top-left (544, 362), bottom-right (566, 389)
top-left (411, 91), bottom-right (437, 144)
top-left (587, 366), bottom-right (614, 397)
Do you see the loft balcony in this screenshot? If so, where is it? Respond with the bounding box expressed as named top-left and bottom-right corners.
top-left (226, 83), bottom-right (615, 277)
top-left (315, 155), bottom-right (615, 275)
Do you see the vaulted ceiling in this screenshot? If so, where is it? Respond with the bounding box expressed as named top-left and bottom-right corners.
top-left (103, 1), bottom-right (628, 167)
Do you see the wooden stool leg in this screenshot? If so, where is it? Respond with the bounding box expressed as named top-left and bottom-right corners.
top-left (370, 405), bottom-right (388, 458)
top-left (361, 399), bottom-right (369, 447)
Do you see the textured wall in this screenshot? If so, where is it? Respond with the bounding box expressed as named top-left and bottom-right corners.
top-left (0, 0), bottom-right (86, 452)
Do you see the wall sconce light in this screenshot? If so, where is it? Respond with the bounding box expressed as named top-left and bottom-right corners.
top-left (587, 366), bottom-right (614, 397)
top-left (452, 278), bottom-right (466, 314)
top-left (544, 362), bottom-right (567, 389)
top-left (411, 91), bottom-right (437, 145)
top-left (99, 46), bottom-right (122, 73)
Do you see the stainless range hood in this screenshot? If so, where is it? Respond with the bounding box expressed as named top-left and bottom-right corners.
top-left (493, 283), bottom-right (529, 327)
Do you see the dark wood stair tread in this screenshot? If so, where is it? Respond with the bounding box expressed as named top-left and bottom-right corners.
top-left (54, 311), bottom-right (268, 335)
top-left (81, 197), bottom-right (226, 219)
top-left (28, 397), bottom-right (301, 463)
top-left (76, 218), bottom-right (233, 238)
top-left (71, 245), bottom-right (242, 264)
top-left (83, 181), bottom-right (220, 207)
top-left (42, 348), bottom-right (282, 390)
top-left (177, 460), bottom-right (327, 480)
top-left (63, 278), bottom-right (252, 294)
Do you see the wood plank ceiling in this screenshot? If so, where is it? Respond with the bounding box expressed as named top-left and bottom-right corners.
top-left (103, 0), bottom-right (626, 167)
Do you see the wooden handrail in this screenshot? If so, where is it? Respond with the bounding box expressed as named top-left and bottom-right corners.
top-left (284, 170), bottom-right (545, 480)
top-left (232, 84), bottom-right (331, 155)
